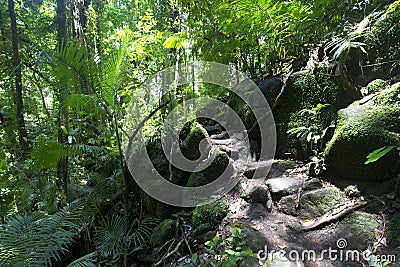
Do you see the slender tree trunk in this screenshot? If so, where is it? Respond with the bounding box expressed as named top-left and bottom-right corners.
top-left (8, 0), bottom-right (29, 160)
top-left (56, 0), bottom-right (69, 202)
top-left (0, 6), bottom-right (6, 41)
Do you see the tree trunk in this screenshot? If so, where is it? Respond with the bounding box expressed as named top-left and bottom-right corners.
top-left (8, 0), bottom-right (29, 160)
top-left (56, 0), bottom-right (69, 202)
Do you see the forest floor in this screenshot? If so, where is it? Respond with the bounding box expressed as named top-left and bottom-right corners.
top-left (176, 129), bottom-right (400, 267)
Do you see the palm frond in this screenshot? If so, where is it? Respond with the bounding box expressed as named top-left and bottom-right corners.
top-left (53, 41), bottom-right (95, 94)
top-left (66, 252), bottom-right (97, 267)
top-left (62, 93), bottom-right (105, 115)
top-left (95, 215), bottom-right (125, 258)
top-left (100, 38), bottom-right (129, 109)
top-left (129, 217), bottom-right (159, 249)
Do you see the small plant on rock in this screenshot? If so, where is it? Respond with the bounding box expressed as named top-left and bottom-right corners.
top-left (287, 103), bottom-right (335, 175)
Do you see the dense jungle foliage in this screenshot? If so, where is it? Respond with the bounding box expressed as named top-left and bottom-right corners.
top-left (0, 0), bottom-right (399, 266)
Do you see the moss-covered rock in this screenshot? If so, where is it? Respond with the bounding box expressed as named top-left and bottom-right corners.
top-left (323, 211), bottom-right (378, 250)
top-left (364, 2), bottom-right (400, 82)
top-left (150, 219), bottom-right (176, 248)
top-left (181, 122), bottom-right (212, 161)
top-left (271, 66), bottom-right (353, 159)
top-left (192, 200), bottom-right (229, 227)
top-left (278, 187), bottom-right (343, 219)
top-left (366, 79), bottom-right (388, 94)
top-left (186, 149), bottom-right (232, 187)
top-left (387, 212), bottom-right (400, 255)
top-left (324, 83), bottom-right (400, 185)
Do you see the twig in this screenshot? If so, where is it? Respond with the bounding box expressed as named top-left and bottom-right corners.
top-left (153, 238), bottom-right (184, 267)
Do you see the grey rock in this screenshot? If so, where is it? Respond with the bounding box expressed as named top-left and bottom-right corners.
top-left (245, 202), bottom-right (268, 220)
top-left (240, 225), bottom-right (270, 252)
top-left (210, 131), bottom-right (229, 139)
top-left (244, 160), bottom-right (278, 179)
top-left (242, 186), bottom-right (270, 204)
top-left (267, 176), bottom-right (303, 201)
top-left (278, 187), bottom-right (343, 219)
top-left (303, 178), bottom-right (323, 191)
top-left (204, 124), bottom-right (222, 135)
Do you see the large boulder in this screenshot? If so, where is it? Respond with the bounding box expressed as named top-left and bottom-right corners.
top-left (186, 149), bottom-right (232, 187)
top-left (128, 123), bottom-right (213, 219)
top-left (363, 2), bottom-right (400, 83)
top-left (264, 66), bottom-right (355, 159)
top-left (150, 219), bottom-right (176, 248)
top-left (324, 82), bottom-right (400, 193)
top-left (278, 187), bottom-right (343, 219)
top-left (181, 122), bottom-right (212, 161)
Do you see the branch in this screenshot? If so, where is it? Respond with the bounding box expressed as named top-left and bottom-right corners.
top-left (153, 238), bottom-right (184, 267)
top-left (301, 200), bottom-right (367, 231)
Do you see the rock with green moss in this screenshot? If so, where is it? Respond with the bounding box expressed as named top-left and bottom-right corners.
top-left (322, 211), bottom-right (378, 250)
top-left (192, 200), bottom-right (229, 227)
top-left (324, 83), bottom-right (400, 187)
top-left (186, 149), bottom-right (232, 187)
top-left (271, 67), bottom-right (353, 159)
top-left (387, 212), bottom-right (400, 255)
top-left (150, 219), bottom-right (176, 248)
top-left (366, 79), bottom-right (388, 94)
top-left (278, 187), bottom-right (343, 219)
top-left (364, 2), bottom-right (400, 81)
top-left (181, 122), bottom-right (212, 161)
top-left (344, 185), bottom-right (361, 198)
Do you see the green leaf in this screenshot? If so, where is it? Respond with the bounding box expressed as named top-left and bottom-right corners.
top-left (163, 32), bottom-right (188, 50)
top-left (61, 125), bottom-right (69, 135)
top-left (365, 146), bottom-right (396, 164)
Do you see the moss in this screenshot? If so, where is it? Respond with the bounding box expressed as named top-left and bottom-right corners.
top-left (274, 66), bottom-right (343, 159)
top-left (366, 79), bottom-right (388, 94)
top-left (192, 200), bottom-right (229, 227)
top-left (278, 187), bottom-right (343, 218)
top-left (365, 3), bottom-right (400, 79)
top-left (302, 187), bottom-right (343, 216)
top-left (344, 185), bottom-right (361, 198)
top-left (186, 149), bottom-right (232, 187)
top-left (333, 211), bottom-right (379, 249)
top-left (324, 96), bottom-right (400, 182)
top-left (377, 82), bottom-right (400, 105)
top-left (150, 219), bottom-right (175, 248)
top-left (181, 122), bottom-right (212, 161)
top-left (280, 160), bottom-right (298, 169)
top-left (227, 94), bottom-right (258, 138)
top-left (387, 212), bottom-right (400, 255)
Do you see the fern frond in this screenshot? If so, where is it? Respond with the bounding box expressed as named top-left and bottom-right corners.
top-left (0, 202), bottom-right (85, 266)
top-left (31, 140), bottom-right (105, 169)
top-left (99, 37), bottom-right (129, 109)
